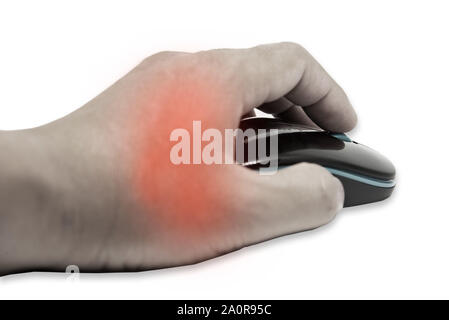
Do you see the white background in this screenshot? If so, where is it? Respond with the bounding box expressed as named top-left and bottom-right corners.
top-left (0, 0), bottom-right (448, 299)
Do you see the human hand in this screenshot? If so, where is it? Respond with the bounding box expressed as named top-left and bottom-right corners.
top-left (0, 42), bottom-right (356, 275)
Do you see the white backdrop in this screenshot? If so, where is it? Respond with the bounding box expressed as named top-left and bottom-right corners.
top-left (0, 0), bottom-right (448, 299)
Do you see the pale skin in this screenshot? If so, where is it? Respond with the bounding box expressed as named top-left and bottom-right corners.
top-left (0, 42), bottom-right (357, 275)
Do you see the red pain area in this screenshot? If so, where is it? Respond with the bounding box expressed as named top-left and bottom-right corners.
top-left (130, 72), bottom-right (242, 239)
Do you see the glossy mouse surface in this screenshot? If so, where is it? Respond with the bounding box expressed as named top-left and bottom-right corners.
top-left (239, 117), bottom-right (396, 207)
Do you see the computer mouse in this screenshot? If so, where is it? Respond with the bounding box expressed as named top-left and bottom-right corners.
top-left (239, 117), bottom-right (396, 207)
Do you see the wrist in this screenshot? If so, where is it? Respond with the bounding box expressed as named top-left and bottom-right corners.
top-left (0, 129), bottom-right (67, 274)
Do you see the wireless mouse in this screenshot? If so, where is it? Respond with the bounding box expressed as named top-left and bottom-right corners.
top-left (239, 117), bottom-right (396, 207)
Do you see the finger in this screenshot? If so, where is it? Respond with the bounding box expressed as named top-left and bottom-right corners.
top-left (257, 97), bottom-right (294, 115)
top-left (204, 42), bottom-right (357, 132)
top-left (234, 163), bottom-right (344, 245)
top-left (287, 76), bottom-right (357, 132)
top-left (276, 105), bottom-right (319, 128)
top-left (258, 97), bottom-right (319, 128)
top-left (241, 110), bottom-right (256, 119)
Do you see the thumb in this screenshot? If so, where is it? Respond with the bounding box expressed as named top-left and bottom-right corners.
top-left (234, 163), bottom-right (344, 245)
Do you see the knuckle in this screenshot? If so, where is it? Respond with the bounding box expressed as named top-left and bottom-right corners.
top-left (192, 49), bottom-right (242, 88)
top-left (152, 50), bottom-right (177, 58)
top-left (279, 41), bottom-right (304, 49)
top-left (276, 41), bottom-right (306, 56)
top-left (140, 50), bottom-right (183, 66)
top-left (193, 49), bottom-right (237, 72)
top-left (252, 42), bottom-right (307, 62)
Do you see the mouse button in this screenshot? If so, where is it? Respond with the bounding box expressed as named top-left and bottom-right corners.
top-left (273, 120), bottom-right (324, 133)
top-left (332, 142), bottom-right (396, 180)
top-left (278, 132), bottom-right (345, 153)
top-left (274, 132), bottom-right (345, 164)
top-left (239, 117), bottom-right (323, 132)
top-left (239, 117), bottom-right (281, 130)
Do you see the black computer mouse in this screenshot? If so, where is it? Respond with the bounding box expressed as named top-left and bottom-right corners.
top-left (239, 117), bottom-right (396, 207)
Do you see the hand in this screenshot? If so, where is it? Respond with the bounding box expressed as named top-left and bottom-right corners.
top-left (0, 42), bottom-right (357, 275)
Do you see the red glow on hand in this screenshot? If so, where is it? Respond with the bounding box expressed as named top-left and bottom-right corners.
top-left (130, 69), bottom-right (238, 240)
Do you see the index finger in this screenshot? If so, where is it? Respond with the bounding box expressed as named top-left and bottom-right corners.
top-left (206, 42), bottom-right (357, 132)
